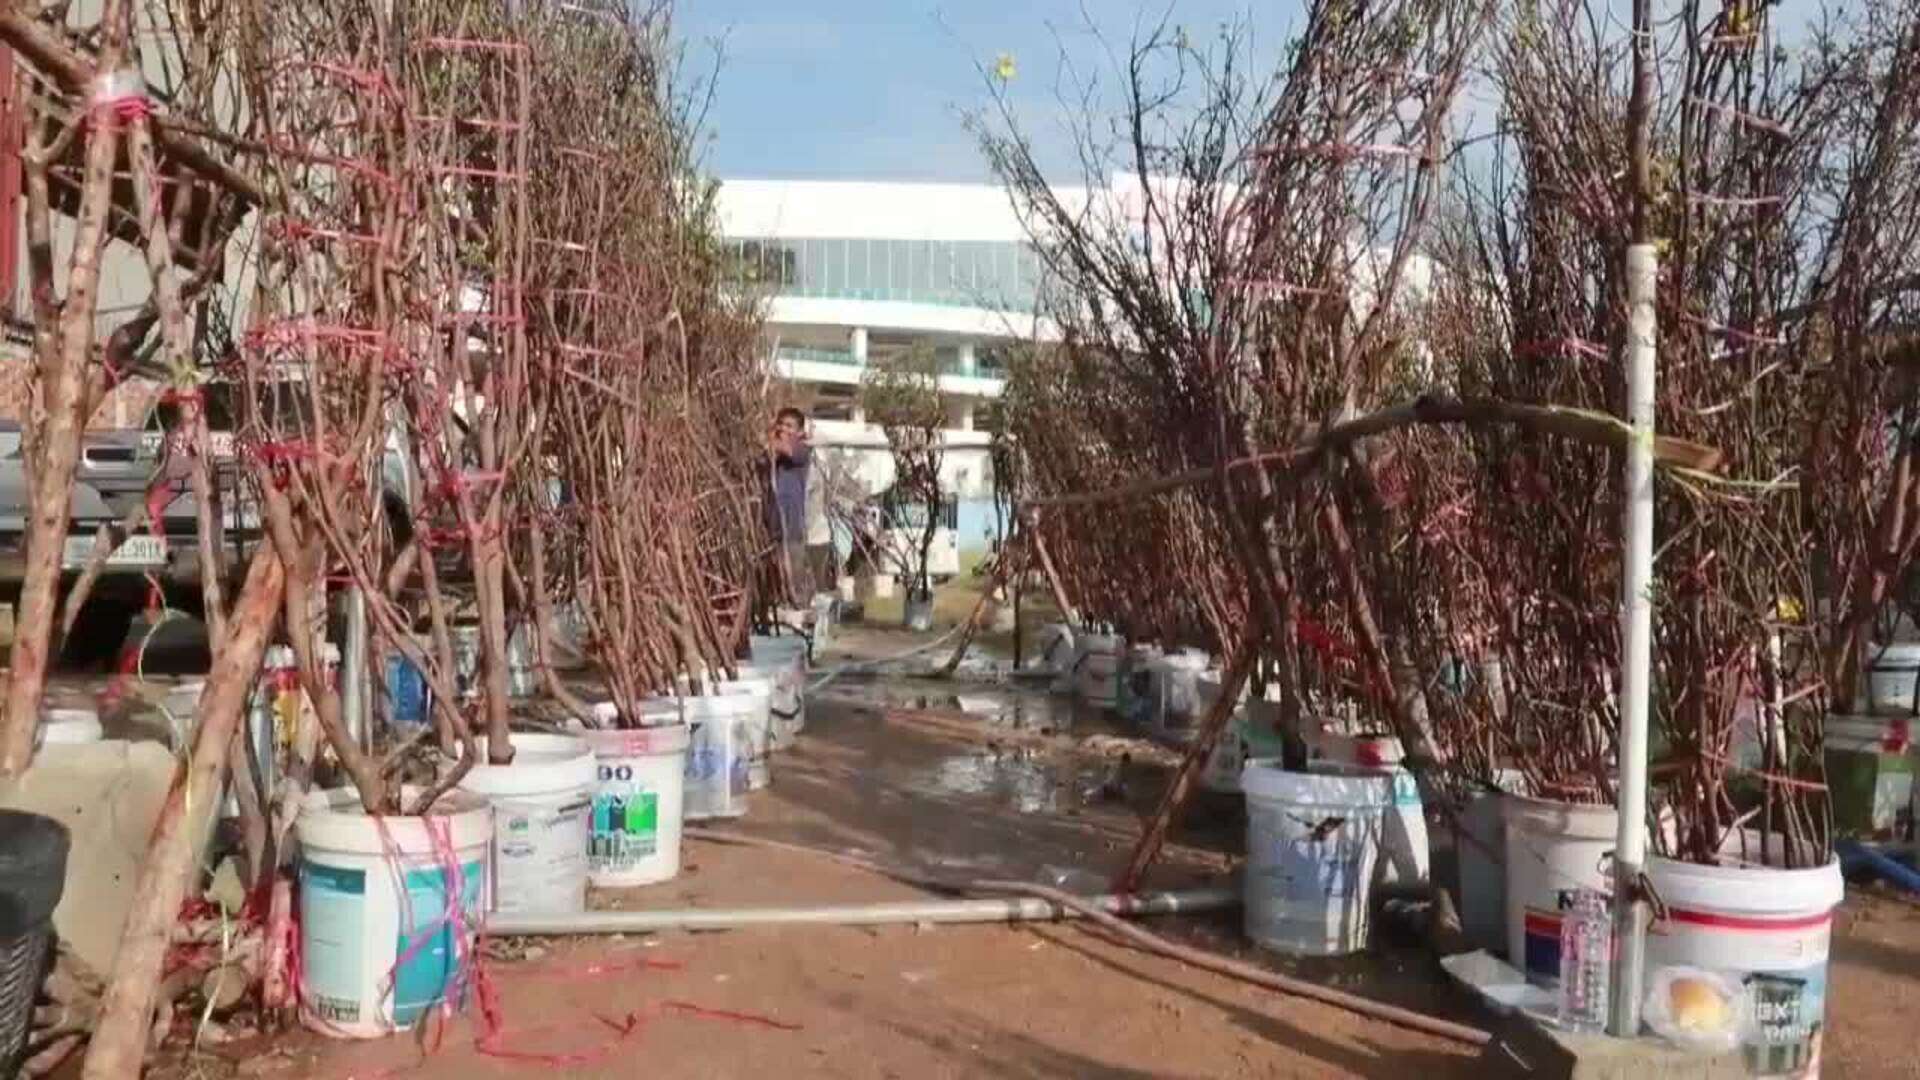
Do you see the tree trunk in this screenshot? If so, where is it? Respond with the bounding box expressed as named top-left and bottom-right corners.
top-left (0, 0), bottom-right (133, 777)
top-left (80, 547), bottom-right (286, 1079)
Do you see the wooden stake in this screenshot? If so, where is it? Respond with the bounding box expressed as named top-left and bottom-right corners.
top-left (81, 547), bottom-right (287, 1080)
top-left (1113, 630), bottom-right (1259, 893)
top-left (936, 531), bottom-right (1027, 677)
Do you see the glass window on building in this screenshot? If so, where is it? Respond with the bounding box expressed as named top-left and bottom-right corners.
top-left (725, 236), bottom-right (1046, 312)
top-left (800, 237), bottom-right (827, 297)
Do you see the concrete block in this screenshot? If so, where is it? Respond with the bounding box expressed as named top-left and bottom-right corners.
top-left (0, 740), bottom-right (216, 977)
top-left (1477, 1010), bottom-right (1748, 1079)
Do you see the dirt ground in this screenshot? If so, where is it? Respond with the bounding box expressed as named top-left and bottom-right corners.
top-left (129, 625), bottom-right (1920, 1079)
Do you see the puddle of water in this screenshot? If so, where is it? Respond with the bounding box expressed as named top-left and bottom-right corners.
top-left (820, 676), bottom-right (1081, 734)
top-left (916, 747), bottom-right (1109, 814)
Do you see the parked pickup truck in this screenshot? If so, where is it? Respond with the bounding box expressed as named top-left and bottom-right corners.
top-left (0, 422), bottom-right (184, 591)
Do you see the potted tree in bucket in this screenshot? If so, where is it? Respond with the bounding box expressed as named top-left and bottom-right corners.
top-left (861, 346), bottom-right (948, 632)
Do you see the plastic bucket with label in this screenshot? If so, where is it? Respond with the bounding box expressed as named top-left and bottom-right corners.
top-left (1151, 650), bottom-right (1212, 744)
top-left (1306, 733), bottom-right (1429, 887)
top-left (1824, 713), bottom-right (1914, 840)
top-left (1075, 634), bottom-right (1122, 709)
top-left (1197, 673), bottom-right (1249, 793)
top-left (705, 678), bottom-right (774, 790)
top-left (1115, 644), bottom-right (1162, 729)
top-left (452, 735), bottom-right (594, 913)
top-left (1457, 771), bottom-right (1527, 957)
top-left (580, 721), bottom-right (690, 887)
top-left (295, 788), bottom-right (491, 1039)
top-left (1866, 641), bottom-right (1920, 712)
top-left (1645, 852), bottom-right (1844, 1079)
top-left (1035, 623), bottom-right (1078, 694)
top-left (1241, 760), bottom-right (1392, 956)
top-left (1504, 796), bottom-right (1619, 987)
top-left (749, 636), bottom-right (809, 748)
top-left (658, 693), bottom-right (755, 820)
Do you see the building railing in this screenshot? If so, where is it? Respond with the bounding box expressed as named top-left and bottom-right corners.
top-left (776, 345), bottom-right (860, 366)
top-left (775, 344), bottom-right (1012, 383)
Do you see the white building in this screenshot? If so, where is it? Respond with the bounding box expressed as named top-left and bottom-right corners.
top-left (714, 178), bottom-right (1052, 516)
top-left (712, 175), bottom-right (1437, 560)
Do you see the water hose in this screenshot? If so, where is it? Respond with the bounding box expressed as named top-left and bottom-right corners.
top-left (491, 828), bottom-right (1489, 1049)
top-left (486, 887), bottom-right (1233, 934)
top-left (680, 829), bottom-right (1489, 1048)
top-left (1836, 839), bottom-right (1920, 895)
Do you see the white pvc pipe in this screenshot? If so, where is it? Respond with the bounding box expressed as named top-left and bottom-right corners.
top-left (1610, 241), bottom-right (1658, 1037)
top-left (343, 586), bottom-right (368, 753)
top-left (487, 886), bottom-right (1236, 936)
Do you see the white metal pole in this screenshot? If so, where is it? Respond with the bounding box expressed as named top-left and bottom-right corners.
top-left (343, 586), bottom-right (368, 753)
top-left (1610, 241), bottom-right (1658, 1037)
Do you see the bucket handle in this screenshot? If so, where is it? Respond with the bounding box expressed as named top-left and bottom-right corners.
top-left (1594, 850), bottom-right (1669, 922)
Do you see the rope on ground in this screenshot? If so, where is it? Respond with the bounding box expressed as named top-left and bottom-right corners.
top-left (684, 828), bottom-right (1490, 1049)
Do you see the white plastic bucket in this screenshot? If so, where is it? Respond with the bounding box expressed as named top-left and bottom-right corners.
top-left (160, 682), bottom-right (204, 750)
top-left (666, 694), bottom-right (755, 820)
top-left (452, 734), bottom-right (594, 914)
top-left (1151, 650), bottom-right (1211, 743)
top-left (295, 788), bottom-right (492, 1039)
top-left (749, 636), bottom-right (809, 748)
top-left (811, 594), bottom-right (838, 642)
top-left (904, 591), bottom-right (934, 632)
top-left (1824, 713), bottom-right (1914, 839)
top-left (1075, 634), bottom-right (1121, 708)
top-left (1115, 644), bottom-right (1162, 728)
top-left (1866, 641), bottom-right (1920, 712)
top-left (1308, 734), bottom-right (1429, 888)
top-left (580, 723), bottom-right (690, 887)
top-left (1197, 673), bottom-right (1248, 793)
top-left (1036, 623), bottom-right (1078, 694)
top-left (450, 625), bottom-right (482, 700)
top-left (1241, 760), bottom-right (1392, 956)
top-left (506, 624), bottom-right (538, 700)
top-left (1457, 771), bottom-right (1526, 957)
top-left (1645, 854), bottom-right (1844, 1078)
top-left (712, 678), bottom-right (774, 790)
top-left (1504, 796), bottom-right (1620, 986)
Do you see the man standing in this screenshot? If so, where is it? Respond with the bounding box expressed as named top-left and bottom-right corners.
top-left (769, 407), bottom-right (814, 609)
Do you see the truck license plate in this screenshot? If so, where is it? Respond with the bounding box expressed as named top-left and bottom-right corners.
top-left (62, 534), bottom-right (168, 570)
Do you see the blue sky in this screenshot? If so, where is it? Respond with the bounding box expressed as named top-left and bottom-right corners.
top-left (675, 0), bottom-right (1827, 184)
top-left (675, 1), bottom-right (1295, 182)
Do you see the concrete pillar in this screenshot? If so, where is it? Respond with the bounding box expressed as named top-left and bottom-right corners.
top-left (957, 341), bottom-right (977, 376)
top-left (850, 326), bottom-right (869, 365)
top-left (949, 399), bottom-right (975, 431)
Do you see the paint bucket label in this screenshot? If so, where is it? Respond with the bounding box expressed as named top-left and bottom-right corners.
top-left (1522, 889), bottom-right (1581, 986)
top-left (1745, 967), bottom-right (1826, 1077)
top-left (392, 861), bottom-right (484, 1027)
top-left (1649, 907), bottom-right (1833, 1078)
top-left (299, 861), bottom-right (368, 1025)
top-left (590, 764), bottom-right (662, 871)
top-left (492, 798), bottom-right (589, 914)
top-left (384, 654), bottom-right (429, 729)
top-left (1272, 832), bottom-right (1365, 902)
top-left (299, 856), bottom-right (483, 1030)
